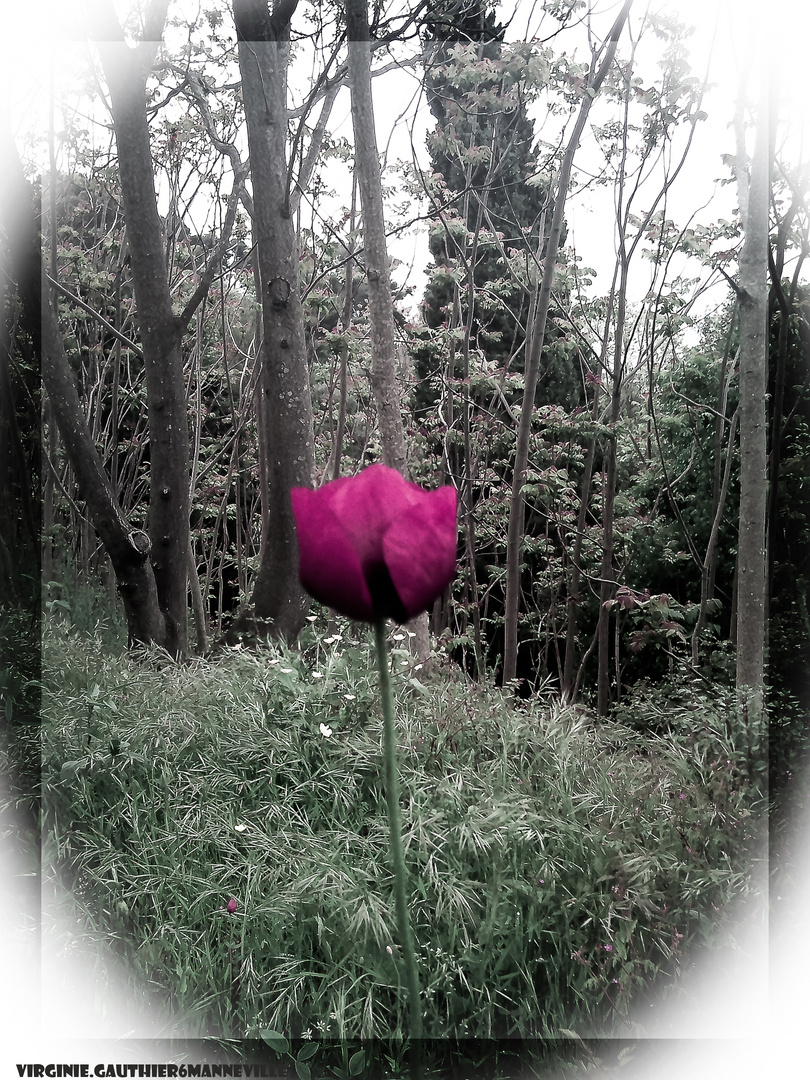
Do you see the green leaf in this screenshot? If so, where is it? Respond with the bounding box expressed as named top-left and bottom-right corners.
top-left (259, 1030), bottom-right (290, 1054)
top-left (297, 1043), bottom-right (319, 1062)
top-left (294, 1061), bottom-right (311, 1080)
top-left (558, 1028), bottom-right (585, 1044)
top-left (348, 1049), bottom-right (366, 1076)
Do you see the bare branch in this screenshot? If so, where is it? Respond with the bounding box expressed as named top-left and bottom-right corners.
top-left (45, 273), bottom-right (143, 359)
top-left (178, 170), bottom-right (249, 329)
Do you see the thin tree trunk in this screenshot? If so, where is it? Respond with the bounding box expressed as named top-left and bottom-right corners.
top-left (345, 0), bottom-right (407, 476)
top-left (231, 0), bottom-right (316, 642)
top-left (596, 262), bottom-right (628, 715)
top-left (561, 280), bottom-right (617, 702)
top-left (502, 0), bottom-right (632, 686)
top-left (90, 1), bottom-right (190, 656)
top-left (188, 535), bottom-right (208, 654)
top-left (735, 58), bottom-right (769, 711)
top-left (250, 252), bottom-right (271, 550)
top-left (708, 313), bottom-right (738, 600)
top-left (561, 435), bottom-right (597, 700)
top-left (692, 409), bottom-right (739, 663)
top-left (332, 179), bottom-right (357, 481)
top-left (346, 0), bottom-right (431, 662)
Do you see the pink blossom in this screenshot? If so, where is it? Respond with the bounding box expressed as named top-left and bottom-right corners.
top-left (292, 464), bottom-right (457, 623)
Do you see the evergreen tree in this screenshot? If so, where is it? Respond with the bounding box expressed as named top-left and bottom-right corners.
top-left (414, 0), bottom-right (581, 415)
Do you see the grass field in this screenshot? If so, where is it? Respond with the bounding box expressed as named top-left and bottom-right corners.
top-left (41, 611), bottom-right (767, 1075)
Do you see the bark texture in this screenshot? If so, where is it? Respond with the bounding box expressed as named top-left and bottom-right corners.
top-left (90, 0), bottom-right (190, 656)
top-left (345, 0), bottom-right (408, 477)
top-left (232, 0), bottom-right (315, 641)
top-left (346, 0), bottom-right (431, 662)
top-left (735, 68), bottom-right (769, 708)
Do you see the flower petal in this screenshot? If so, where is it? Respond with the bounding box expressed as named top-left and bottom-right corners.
top-left (293, 466), bottom-right (458, 624)
top-left (383, 485), bottom-right (458, 620)
top-left (316, 464), bottom-right (412, 567)
top-left (291, 487), bottom-right (375, 620)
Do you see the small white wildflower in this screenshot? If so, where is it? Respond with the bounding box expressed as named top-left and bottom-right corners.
top-left (280, 667), bottom-right (293, 674)
top-left (400, 660), bottom-right (409, 666)
top-left (306, 615), bottom-right (318, 622)
top-left (406, 631), bottom-right (416, 638)
top-left (414, 664), bottom-right (423, 671)
top-left (234, 824), bottom-right (248, 833)
top-left (301, 1029), bottom-right (313, 1041)
top-left (392, 633), bottom-right (406, 641)
top-left (319, 723), bottom-right (333, 738)
top-left (267, 657), bottom-right (279, 665)
top-left (386, 945), bottom-right (393, 955)
top-left (312, 671), bottom-right (324, 679)
top-left (344, 693), bottom-right (356, 700)
top-left (323, 636), bottom-right (338, 645)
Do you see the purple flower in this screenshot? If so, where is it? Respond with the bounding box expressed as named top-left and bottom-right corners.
top-left (292, 464), bottom-right (457, 623)
top-left (603, 944), bottom-right (613, 952)
top-left (226, 898), bottom-right (237, 914)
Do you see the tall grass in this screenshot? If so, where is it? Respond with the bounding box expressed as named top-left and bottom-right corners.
top-left (42, 613), bottom-right (766, 1070)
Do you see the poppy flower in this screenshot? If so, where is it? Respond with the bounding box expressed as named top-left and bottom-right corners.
top-left (291, 463), bottom-right (457, 623)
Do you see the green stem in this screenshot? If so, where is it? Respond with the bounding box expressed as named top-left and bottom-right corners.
top-left (374, 617), bottom-right (423, 1049)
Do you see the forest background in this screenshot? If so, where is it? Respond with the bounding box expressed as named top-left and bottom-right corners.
top-left (2, 0), bottom-right (810, 1074)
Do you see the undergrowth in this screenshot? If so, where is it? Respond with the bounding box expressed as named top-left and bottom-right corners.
top-left (41, 614), bottom-right (766, 1073)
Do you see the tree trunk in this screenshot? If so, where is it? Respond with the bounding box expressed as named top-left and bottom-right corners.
top-left (42, 277), bottom-right (166, 648)
top-left (502, 0), bottom-right (632, 686)
top-left (735, 62), bottom-right (769, 711)
top-left (346, 0), bottom-right (408, 477)
top-left (708, 311), bottom-right (738, 602)
top-left (596, 262), bottom-right (627, 715)
top-left (561, 434), bottom-right (597, 700)
top-left (692, 409), bottom-right (739, 663)
top-left (346, 0), bottom-right (430, 662)
top-left (331, 181), bottom-right (357, 481)
top-left (90, 1), bottom-right (190, 656)
top-left (232, 0), bottom-right (316, 642)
